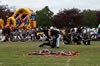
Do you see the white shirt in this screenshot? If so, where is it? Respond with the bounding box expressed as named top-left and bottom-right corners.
top-left (0, 29), bottom-right (2, 34)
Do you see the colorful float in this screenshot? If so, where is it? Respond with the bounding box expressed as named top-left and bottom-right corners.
top-left (5, 8), bottom-right (36, 28)
top-left (0, 19), bottom-right (4, 28)
top-left (28, 49), bottom-right (79, 56)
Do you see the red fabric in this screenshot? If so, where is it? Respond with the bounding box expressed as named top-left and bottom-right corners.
top-left (0, 24), bottom-right (1, 28)
top-left (30, 21), bottom-right (33, 27)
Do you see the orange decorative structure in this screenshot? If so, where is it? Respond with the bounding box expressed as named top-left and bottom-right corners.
top-left (0, 19), bottom-right (4, 28)
top-left (5, 8), bottom-right (36, 28)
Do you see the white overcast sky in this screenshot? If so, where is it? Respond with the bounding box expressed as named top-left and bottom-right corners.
top-left (0, 0), bottom-right (100, 14)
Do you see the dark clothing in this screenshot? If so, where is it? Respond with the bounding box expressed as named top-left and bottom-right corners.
top-left (73, 36), bottom-right (81, 45)
top-left (83, 40), bottom-right (90, 45)
top-left (43, 28), bottom-right (49, 40)
top-left (51, 29), bottom-right (59, 37)
top-left (65, 27), bottom-right (70, 35)
top-left (6, 28), bottom-right (11, 37)
top-left (77, 27), bottom-right (82, 33)
top-left (39, 29), bottom-right (59, 48)
top-left (3, 34), bottom-right (8, 42)
top-left (2, 27), bottom-right (11, 37)
top-left (63, 35), bottom-right (71, 44)
top-left (14, 28), bottom-right (18, 32)
top-left (63, 33), bottom-right (81, 45)
top-left (39, 37), bottom-right (57, 48)
top-left (2, 28), bottom-right (6, 35)
top-left (83, 34), bottom-right (91, 45)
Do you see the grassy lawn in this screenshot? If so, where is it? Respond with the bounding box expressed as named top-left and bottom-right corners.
top-left (0, 41), bottom-right (100, 66)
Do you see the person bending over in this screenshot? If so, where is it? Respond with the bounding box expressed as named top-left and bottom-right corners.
top-left (39, 27), bottom-right (59, 48)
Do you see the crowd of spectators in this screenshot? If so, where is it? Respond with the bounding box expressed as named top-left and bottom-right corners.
top-left (0, 26), bottom-right (48, 42)
top-left (0, 26), bottom-right (100, 43)
top-left (65, 27), bottom-right (99, 41)
top-left (64, 26), bottom-right (100, 45)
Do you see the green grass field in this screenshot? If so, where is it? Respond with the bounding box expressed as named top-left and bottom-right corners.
top-left (0, 41), bottom-right (100, 66)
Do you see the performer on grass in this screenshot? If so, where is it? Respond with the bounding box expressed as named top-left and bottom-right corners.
top-left (39, 26), bottom-right (60, 48)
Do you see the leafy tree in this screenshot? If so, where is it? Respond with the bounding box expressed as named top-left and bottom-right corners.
top-left (36, 6), bottom-right (54, 27)
top-left (96, 11), bottom-right (100, 27)
top-left (0, 4), bottom-right (14, 25)
top-left (82, 10), bottom-right (97, 27)
top-left (52, 8), bottom-right (83, 28)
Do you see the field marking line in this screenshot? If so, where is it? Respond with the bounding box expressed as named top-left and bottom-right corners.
top-left (65, 57), bottom-right (71, 66)
top-left (0, 63), bottom-right (66, 64)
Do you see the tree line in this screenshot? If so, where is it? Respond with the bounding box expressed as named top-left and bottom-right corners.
top-left (0, 5), bottom-right (100, 28)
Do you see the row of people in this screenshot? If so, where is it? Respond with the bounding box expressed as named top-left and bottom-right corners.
top-left (0, 26), bottom-right (48, 42)
top-left (0, 26), bottom-right (100, 48)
